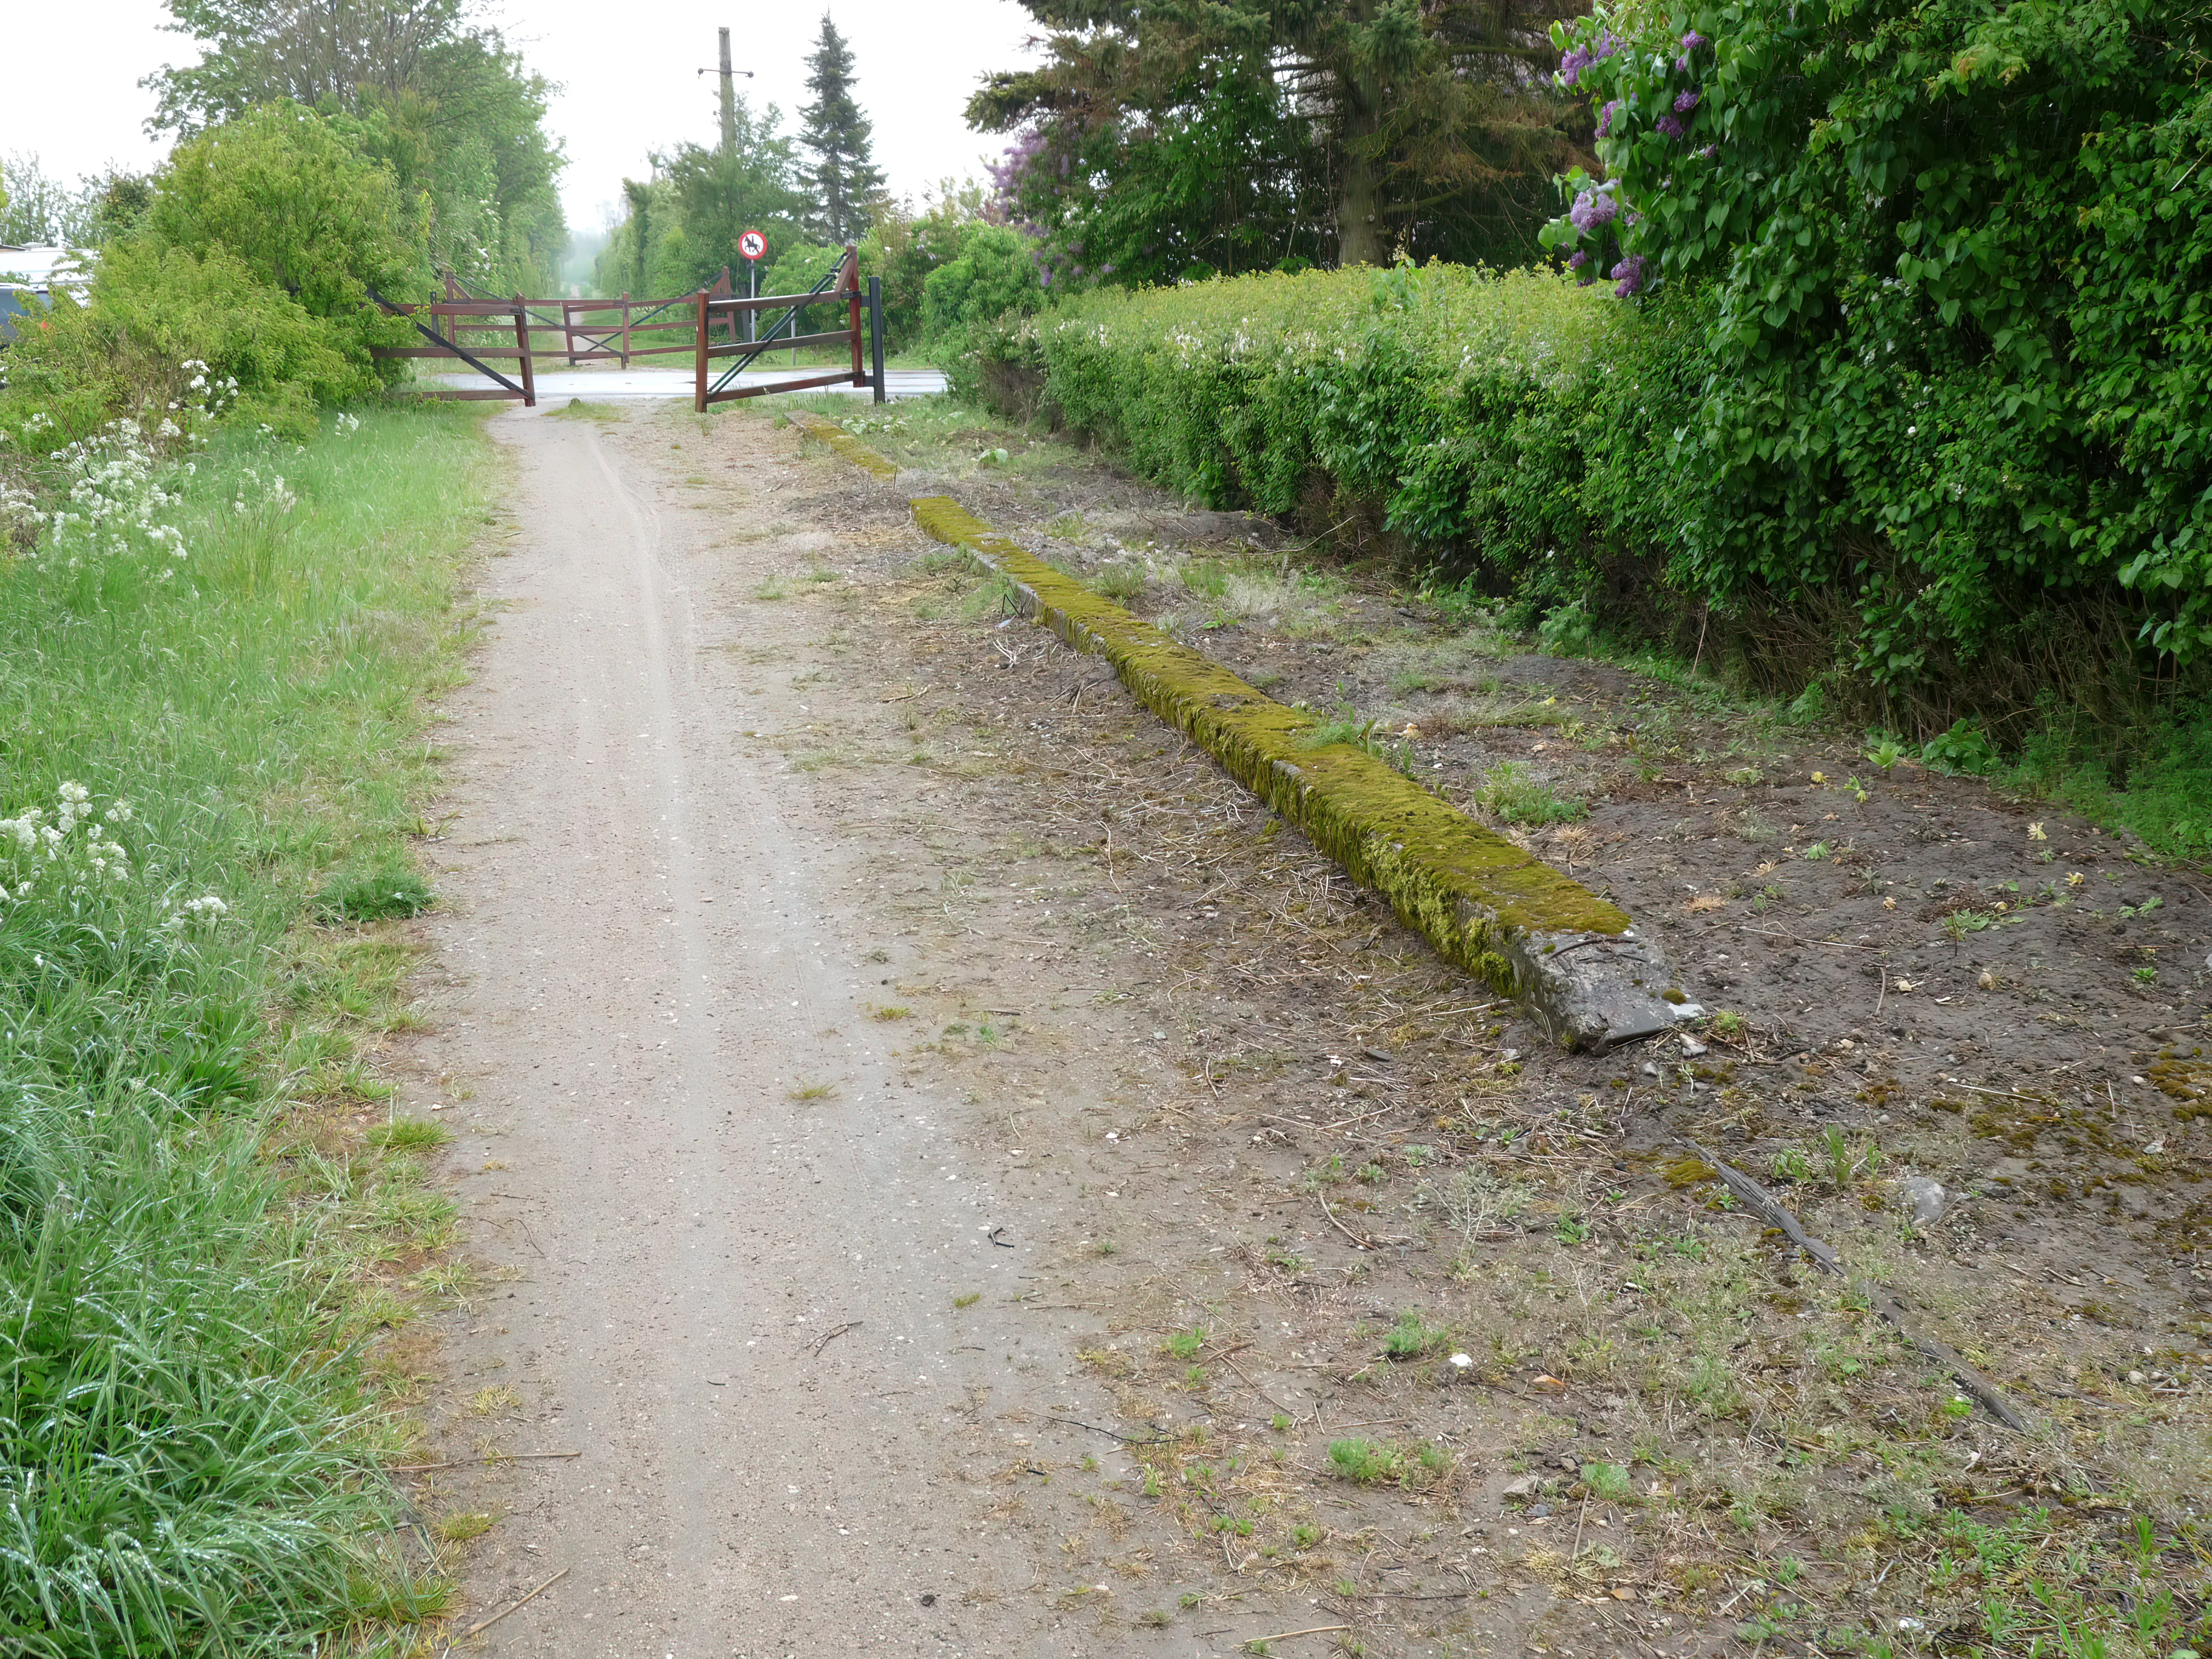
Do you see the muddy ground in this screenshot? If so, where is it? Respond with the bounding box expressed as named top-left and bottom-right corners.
top-left (405, 394), bottom-right (2211, 1659)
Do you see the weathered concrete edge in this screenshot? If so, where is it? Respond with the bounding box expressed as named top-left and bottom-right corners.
top-left (787, 415), bottom-right (1694, 1048)
top-left (792, 414), bottom-right (899, 478)
top-left (913, 497), bottom-right (1699, 1051)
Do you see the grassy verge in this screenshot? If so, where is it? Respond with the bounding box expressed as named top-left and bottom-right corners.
top-left (0, 405), bottom-right (492, 1655)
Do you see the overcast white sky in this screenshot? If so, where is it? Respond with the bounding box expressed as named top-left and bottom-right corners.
top-left (3, 1), bottom-right (1039, 236)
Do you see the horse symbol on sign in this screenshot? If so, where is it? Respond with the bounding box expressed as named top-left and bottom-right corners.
top-left (739, 229), bottom-right (767, 262)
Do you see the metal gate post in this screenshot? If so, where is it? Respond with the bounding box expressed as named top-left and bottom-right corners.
top-left (868, 276), bottom-right (885, 403)
top-left (694, 289), bottom-right (710, 412)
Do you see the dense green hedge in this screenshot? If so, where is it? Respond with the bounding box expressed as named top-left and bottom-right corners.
top-left (967, 247), bottom-right (2206, 743)
top-left (965, 264), bottom-right (1691, 617)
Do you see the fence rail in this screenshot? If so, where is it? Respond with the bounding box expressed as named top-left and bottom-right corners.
top-left (368, 250), bottom-right (886, 409)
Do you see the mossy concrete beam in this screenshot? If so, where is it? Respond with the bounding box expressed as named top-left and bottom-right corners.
top-left (905, 497), bottom-right (1697, 1051)
top-left (786, 415), bottom-right (1693, 1050)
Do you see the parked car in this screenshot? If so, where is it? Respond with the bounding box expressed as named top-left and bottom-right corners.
top-left (0, 245), bottom-right (90, 342)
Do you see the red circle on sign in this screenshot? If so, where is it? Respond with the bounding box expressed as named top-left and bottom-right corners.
top-left (739, 229), bottom-right (766, 261)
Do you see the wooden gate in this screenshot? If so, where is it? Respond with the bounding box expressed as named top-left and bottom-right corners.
top-left (367, 249), bottom-right (885, 409)
top-left (694, 245), bottom-right (876, 410)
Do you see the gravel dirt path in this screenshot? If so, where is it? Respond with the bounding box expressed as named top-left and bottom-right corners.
top-left (400, 406), bottom-right (1284, 1656)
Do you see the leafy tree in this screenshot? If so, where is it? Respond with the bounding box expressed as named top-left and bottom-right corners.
top-left (967, 0), bottom-right (1586, 276)
top-left (859, 180), bottom-right (996, 350)
top-left (150, 103), bottom-right (426, 316)
top-left (798, 13), bottom-right (886, 244)
top-left (2, 153), bottom-right (80, 245)
top-left (659, 110), bottom-right (809, 288)
top-left (146, 0), bottom-right (568, 292)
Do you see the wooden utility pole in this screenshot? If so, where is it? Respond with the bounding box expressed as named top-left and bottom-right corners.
top-left (717, 28), bottom-right (739, 155)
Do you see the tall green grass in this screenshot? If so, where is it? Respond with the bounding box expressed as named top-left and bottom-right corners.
top-left (0, 406), bottom-right (489, 1654)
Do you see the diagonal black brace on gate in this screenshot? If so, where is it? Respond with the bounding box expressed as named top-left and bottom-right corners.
top-left (365, 286), bottom-right (527, 398)
top-left (706, 264), bottom-right (845, 400)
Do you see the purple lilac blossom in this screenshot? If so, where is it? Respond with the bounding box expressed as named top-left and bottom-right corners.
top-left (1558, 44), bottom-right (1593, 85)
top-left (1597, 99), bottom-right (1620, 136)
top-left (1569, 188), bottom-right (1619, 232)
top-left (1568, 249), bottom-right (1589, 270)
top-left (1681, 30), bottom-right (1708, 50)
top-left (1698, 144), bottom-right (1719, 159)
top-left (1611, 255), bottom-right (1647, 297)
top-left (1675, 89), bottom-right (1700, 113)
top-left (1593, 28), bottom-right (1621, 58)
top-left (1655, 114), bottom-right (1686, 139)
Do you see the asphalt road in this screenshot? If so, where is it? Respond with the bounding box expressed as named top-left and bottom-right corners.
top-left (431, 366), bottom-right (949, 402)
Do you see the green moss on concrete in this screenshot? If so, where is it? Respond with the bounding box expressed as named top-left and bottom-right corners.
top-left (907, 494), bottom-right (1634, 996)
top-left (793, 413), bottom-right (898, 478)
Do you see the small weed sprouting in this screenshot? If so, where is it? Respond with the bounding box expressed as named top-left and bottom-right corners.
top-left (1091, 563), bottom-right (1147, 603)
top-left (469, 1384), bottom-right (521, 1418)
top-left (789, 1081), bottom-right (836, 1101)
top-left (1139, 1608), bottom-right (1172, 1629)
top-left (1271, 1413), bottom-right (1293, 1432)
top-left (1865, 731), bottom-right (1910, 769)
top-left (317, 865), bottom-right (433, 923)
top-left (872, 1005), bottom-right (912, 1021)
top-left (1292, 1523), bottom-right (1322, 1548)
top-left (1382, 1310), bottom-right (1447, 1359)
top-left (1165, 1326), bottom-right (1208, 1361)
top-left (1475, 760), bottom-right (1585, 826)
top-left (1581, 1463), bottom-right (1634, 1502)
top-left (1329, 1438), bottom-right (1404, 1484)
top-left (435, 1512), bottom-right (497, 1543)
top-left (1555, 1215), bottom-right (1592, 1244)
top-left (1296, 702), bottom-right (1381, 752)
top-left (954, 1292), bottom-right (980, 1309)
top-left (368, 1118), bottom-right (451, 1152)
top-left (1821, 1125), bottom-right (1882, 1187)
top-left (1771, 1145), bottom-right (1816, 1184)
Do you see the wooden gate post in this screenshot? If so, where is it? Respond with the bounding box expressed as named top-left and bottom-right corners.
top-left (513, 297), bottom-right (536, 407)
top-left (694, 289), bottom-right (711, 413)
top-left (621, 292), bottom-right (632, 369)
top-left (843, 244), bottom-right (864, 387)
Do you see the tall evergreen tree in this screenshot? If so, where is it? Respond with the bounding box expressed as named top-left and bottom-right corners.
top-left (797, 13), bottom-right (885, 245)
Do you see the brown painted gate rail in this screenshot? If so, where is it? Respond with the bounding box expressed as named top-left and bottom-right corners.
top-left (367, 247), bottom-right (885, 410)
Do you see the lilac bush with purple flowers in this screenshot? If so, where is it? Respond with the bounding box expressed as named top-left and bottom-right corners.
top-left (1530, 0), bottom-right (2212, 707)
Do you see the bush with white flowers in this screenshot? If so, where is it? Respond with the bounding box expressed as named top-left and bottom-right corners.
top-left (0, 782), bottom-right (135, 905)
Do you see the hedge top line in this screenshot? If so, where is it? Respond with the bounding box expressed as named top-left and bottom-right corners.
top-left (789, 415), bottom-right (1697, 1052)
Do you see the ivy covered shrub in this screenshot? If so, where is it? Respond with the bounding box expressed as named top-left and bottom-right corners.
top-left (1543, 0), bottom-right (2212, 682)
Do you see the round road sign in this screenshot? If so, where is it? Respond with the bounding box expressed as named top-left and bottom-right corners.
top-left (739, 229), bottom-right (767, 261)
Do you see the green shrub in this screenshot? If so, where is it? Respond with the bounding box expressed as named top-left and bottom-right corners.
top-left (923, 225), bottom-right (1043, 371)
top-left (1, 240), bottom-right (368, 445)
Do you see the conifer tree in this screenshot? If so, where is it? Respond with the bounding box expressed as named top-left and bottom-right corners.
top-left (797, 13), bottom-right (886, 244)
